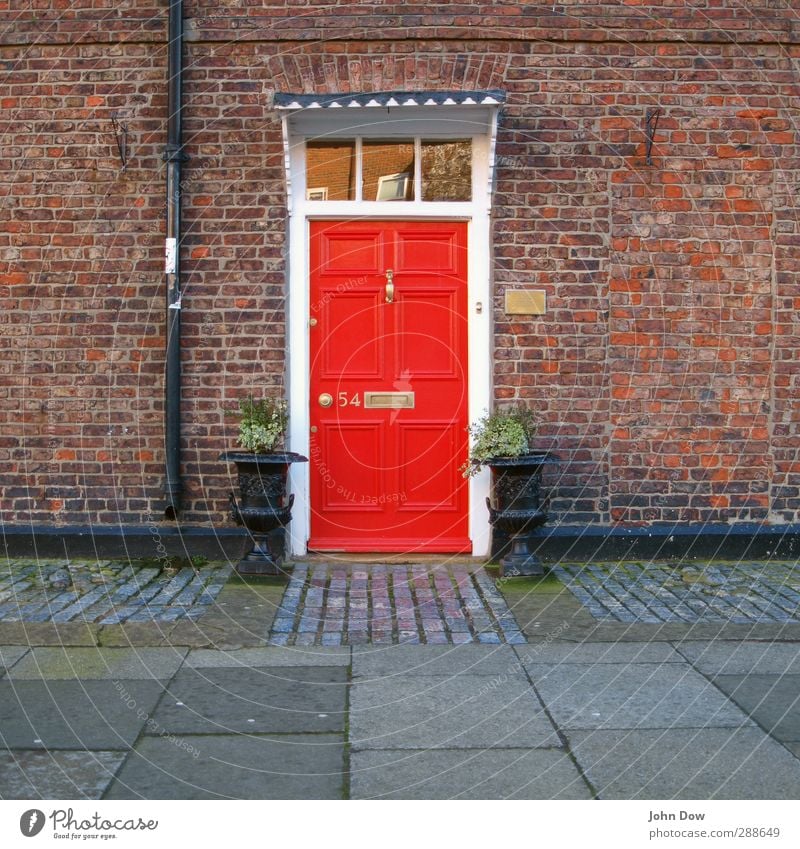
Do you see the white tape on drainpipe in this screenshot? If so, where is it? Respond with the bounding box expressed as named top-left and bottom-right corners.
top-left (165, 237), bottom-right (177, 274)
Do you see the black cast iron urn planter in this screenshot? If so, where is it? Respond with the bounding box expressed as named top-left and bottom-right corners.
top-left (486, 452), bottom-right (552, 578)
top-left (220, 451), bottom-right (308, 577)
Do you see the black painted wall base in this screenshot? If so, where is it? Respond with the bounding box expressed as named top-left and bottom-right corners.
top-left (2, 523), bottom-right (799, 563)
top-left (0, 524), bottom-right (285, 563)
top-left (491, 523), bottom-right (800, 562)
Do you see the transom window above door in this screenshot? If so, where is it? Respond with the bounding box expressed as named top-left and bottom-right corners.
top-left (305, 137), bottom-right (472, 202)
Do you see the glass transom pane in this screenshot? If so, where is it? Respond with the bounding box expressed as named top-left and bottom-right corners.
top-left (421, 140), bottom-right (472, 202)
top-left (306, 139), bottom-right (356, 200)
top-left (362, 139), bottom-right (415, 201)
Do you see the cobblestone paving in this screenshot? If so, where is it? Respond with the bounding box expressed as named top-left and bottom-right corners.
top-left (0, 560), bottom-right (231, 624)
top-left (554, 561), bottom-right (800, 624)
top-left (269, 564), bottom-right (525, 646)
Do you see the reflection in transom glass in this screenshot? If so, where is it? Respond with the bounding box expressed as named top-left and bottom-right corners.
top-left (362, 140), bottom-right (415, 201)
top-left (304, 137), bottom-right (472, 202)
top-left (421, 140), bottom-right (472, 201)
top-left (305, 139), bottom-right (356, 200)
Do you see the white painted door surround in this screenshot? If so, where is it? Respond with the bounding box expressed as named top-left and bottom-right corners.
top-left (277, 91), bottom-right (503, 556)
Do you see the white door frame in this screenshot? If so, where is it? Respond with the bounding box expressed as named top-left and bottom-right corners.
top-left (280, 104), bottom-right (500, 556)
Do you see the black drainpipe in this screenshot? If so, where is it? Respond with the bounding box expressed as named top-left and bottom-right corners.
top-left (163, 0), bottom-right (186, 519)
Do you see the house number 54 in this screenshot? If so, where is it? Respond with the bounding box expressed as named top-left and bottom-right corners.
top-left (338, 392), bottom-right (361, 407)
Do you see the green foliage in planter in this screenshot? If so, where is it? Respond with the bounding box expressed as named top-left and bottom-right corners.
top-left (236, 395), bottom-right (288, 454)
top-left (463, 405), bottom-right (538, 477)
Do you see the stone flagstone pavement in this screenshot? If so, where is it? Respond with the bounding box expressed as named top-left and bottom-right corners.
top-left (0, 558), bottom-right (799, 799)
top-left (0, 640), bottom-right (799, 799)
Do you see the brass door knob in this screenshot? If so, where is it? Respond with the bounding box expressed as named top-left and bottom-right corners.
top-left (318, 393), bottom-right (333, 408)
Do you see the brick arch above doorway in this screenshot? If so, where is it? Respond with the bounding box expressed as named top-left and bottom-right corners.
top-left (264, 52), bottom-right (511, 98)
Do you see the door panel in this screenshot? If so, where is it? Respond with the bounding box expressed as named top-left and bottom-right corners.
top-left (397, 291), bottom-right (460, 378)
top-left (321, 292), bottom-right (385, 379)
top-left (398, 423), bottom-right (460, 510)
top-left (396, 227), bottom-right (459, 272)
top-left (309, 220), bottom-right (469, 552)
top-left (321, 421), bottom-right (384, 503)
top-left (321, 230), bottom-right (383, 273)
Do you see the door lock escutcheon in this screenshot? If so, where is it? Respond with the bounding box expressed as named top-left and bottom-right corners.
top-left (318, 393), bottom-right (333, 408)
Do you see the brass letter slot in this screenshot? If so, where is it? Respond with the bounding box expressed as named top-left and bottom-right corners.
top-left (364, 391), bottom-right (415, 409)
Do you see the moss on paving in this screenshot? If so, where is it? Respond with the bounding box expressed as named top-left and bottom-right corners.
top-left (133, 554), bottom-right (210, 572)
top-left (224, 572), bottom-right (291, 588)
top-left (499, 573), bottom-right (566, 594)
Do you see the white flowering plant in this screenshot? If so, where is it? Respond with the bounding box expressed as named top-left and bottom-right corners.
top-left (236, 395), bottom-right (288, 454)
top-left (463, 405), bottom-right (538, 477)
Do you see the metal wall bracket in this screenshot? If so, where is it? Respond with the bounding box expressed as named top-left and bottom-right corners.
top-left (162, 142), bottom-right (190, 164)
top-left (110, 114), bottom-right (129, 169)
top-left (645, 108), bottom-right (661, 166)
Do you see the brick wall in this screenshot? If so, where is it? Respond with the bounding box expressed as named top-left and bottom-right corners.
top-left (1, 2), bottom-right (799, 530)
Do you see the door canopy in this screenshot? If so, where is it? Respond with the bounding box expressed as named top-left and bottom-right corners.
top-left (274, 90), bottom-right (505, 110)
top-left (277, 89), bottom-right (505, 215)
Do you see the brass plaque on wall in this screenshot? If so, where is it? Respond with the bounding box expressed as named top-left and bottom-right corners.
top-left (504, 290), bottom-right (546, 315)
top-left (364, 392), bottom-right (415, 409)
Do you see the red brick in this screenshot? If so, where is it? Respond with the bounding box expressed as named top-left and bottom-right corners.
top-left (0, 3), bottom-right (798, 533)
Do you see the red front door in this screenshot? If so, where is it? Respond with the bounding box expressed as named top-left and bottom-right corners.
top-left (308, 220), bottom-right (470, 552)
